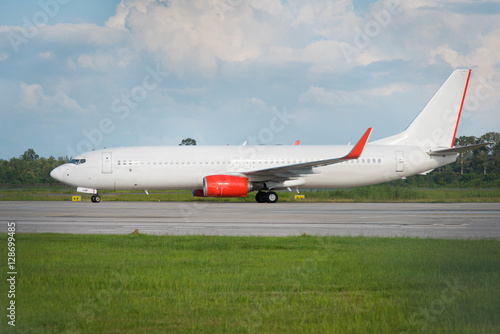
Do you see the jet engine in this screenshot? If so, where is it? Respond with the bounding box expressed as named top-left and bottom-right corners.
top-left (192, 175), bottom-right (251, 197)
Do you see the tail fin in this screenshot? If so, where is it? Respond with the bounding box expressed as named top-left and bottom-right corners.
top-left (372, 69), bottom-right (471, 148)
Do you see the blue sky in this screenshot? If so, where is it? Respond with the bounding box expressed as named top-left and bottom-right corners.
top-left (0, 0), bottom-right (499, 159)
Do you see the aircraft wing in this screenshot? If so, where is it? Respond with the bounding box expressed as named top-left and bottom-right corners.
top-left (427, 142), bottom-right (492, 156)
top-left (243, 128), bottom-right (372, 180)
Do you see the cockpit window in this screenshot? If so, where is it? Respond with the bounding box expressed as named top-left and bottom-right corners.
top-left (68, 158), bottom-right (87, 165)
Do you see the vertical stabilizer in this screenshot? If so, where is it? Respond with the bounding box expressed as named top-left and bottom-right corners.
top-left (372, 69), bottom-right (471, 148)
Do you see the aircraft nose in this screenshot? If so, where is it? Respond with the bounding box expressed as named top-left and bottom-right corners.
top-left (50, 166), bottom-right (64, 182)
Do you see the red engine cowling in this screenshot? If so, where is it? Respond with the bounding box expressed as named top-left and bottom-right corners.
top-left (201, 175), bottom-right (250, 197)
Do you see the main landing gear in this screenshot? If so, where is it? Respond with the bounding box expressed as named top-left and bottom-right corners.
top-left (90, 194), bottom-right (101, 203)
top-left (255, 191), bottom-right (278, 203)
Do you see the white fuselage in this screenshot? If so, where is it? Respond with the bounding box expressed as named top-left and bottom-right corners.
top-left (50, 144), bottom-right (457, 191)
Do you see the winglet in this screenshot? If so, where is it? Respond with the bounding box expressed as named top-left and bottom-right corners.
top-left (294, 140), bottom-right (300, 146)
top-left (343, 127), bottom-right (372, 160)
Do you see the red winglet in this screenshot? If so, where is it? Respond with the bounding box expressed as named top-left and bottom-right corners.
top-left (343, 127), bottom-right (373, 160)
top-left (294, 140), bottom-right (300, 146)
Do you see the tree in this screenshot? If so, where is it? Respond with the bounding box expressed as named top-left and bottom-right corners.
top-left (0, 149), bottom-right (67, 185)
top-left (179, 138), bottom-right (197, 146)
top-left (480, 132), bottom-right (500, 174)
top-left (21, 148), bottom-right (39, 161)
top-left (454, 136), bottom-right (477, 174)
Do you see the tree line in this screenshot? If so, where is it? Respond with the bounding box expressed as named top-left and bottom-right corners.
top-left (0, 149), bottom-right (68, 185)
top-left (0, 133), bottom-right (499, 187)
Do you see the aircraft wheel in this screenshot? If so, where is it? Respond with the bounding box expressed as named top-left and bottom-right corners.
top-left (91, 195), bottom-right (96, 203)
top-left (94, 195), bottom-right (101, 203)
top-left (255, 192), bottom-right (267, 203)
top-left (266, 191), bottom-right (278, 203)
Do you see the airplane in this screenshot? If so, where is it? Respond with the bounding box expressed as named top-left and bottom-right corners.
top-left (50, 69), bottom-right (489, 203)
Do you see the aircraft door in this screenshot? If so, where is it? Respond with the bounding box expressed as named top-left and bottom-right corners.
top-left (395, 151), bottom-right (404, 172)
top-left (102, 152), bottom-right (113, 174)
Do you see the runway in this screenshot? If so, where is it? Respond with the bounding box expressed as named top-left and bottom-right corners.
top-left (1, 201), bottom-right (499, 239)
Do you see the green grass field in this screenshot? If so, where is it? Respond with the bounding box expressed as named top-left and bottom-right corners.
top-left (1, 184), bottom-right (500, 202)
top-left (1, 234), bottom-right (499, 333)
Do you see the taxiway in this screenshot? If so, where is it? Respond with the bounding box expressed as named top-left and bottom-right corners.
top-left (1, 201), bottom-right (499, 239)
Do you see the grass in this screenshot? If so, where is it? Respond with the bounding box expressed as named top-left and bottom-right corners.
top-left (1, 184), bottom-right (500, 202)
top-left (1, 234), bottom-right (499, 333)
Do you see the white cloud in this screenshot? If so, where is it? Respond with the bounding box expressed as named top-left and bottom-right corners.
top-left (105, 0), bottom-right (154, 30)
top-left (120, 0), bottom-right (278, 74)
top-left (1, 0), bottom-right (500, 158)
top-left (38, 51), bottom-right (53, 59)
top-left (76, 53), bottom-right (113, 71)
top-left (299, 82), bottom-right (412, 107)
top-left (41, 23), bottom-right (126, 47)
top-left (17, 82), bottom-right (93, 114)
top-left (102, 0), bottom-right (360, 75)
top-left (263, 40), bottom-right (346, 67)
top-left (299, 86), bottom-right (365, 106)
top-left (431, 27), bottom-right (500, 70)
top-left (365, 83), bottom-right (413, 97)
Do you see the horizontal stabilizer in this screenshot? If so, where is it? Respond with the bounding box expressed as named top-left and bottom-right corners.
top-left (427, 143), bottom-right (492, 156)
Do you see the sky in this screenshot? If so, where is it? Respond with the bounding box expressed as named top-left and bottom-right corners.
top-left (0, 0), bottom-right (499, 159)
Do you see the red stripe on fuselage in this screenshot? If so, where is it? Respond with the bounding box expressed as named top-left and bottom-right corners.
top-left (451, 69), bottom-right (471, 147)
